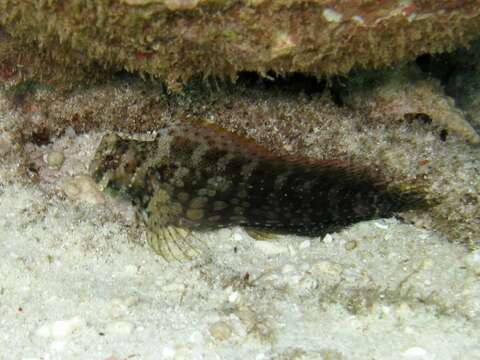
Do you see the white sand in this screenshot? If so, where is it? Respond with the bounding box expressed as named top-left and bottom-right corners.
top-left (1, 127), bottom-right (479, 360)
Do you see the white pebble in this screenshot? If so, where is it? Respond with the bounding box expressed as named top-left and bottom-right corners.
top-left (46, 150), bottom-right (65, 169)
top-left (209, 320), bottom-right (232, 341)
top-left (228, 291), bottom-right (240, 303)
top-left (63, 175), bottom-right (105, 204)
top-left (282, 264), bottom-right (295, 273)
top-left (110, 298), bottom-right (128, 318)
top-left (124, 295), bottom-right (139, 307)
top-left (235, 306), bottom-right (257, 331)
top-left (189, 330), bottom-right (204, 344)
top-left (374, 221), bottom-right (389, 230)
top-left (322, 8), bottom-right (343, 23)
top-left (163, 282), bottom-right (186, 293)
top-left (105, 320), bottom-right (135, 336)
top-left (299, 276), bottom-right (318, 293)
top-left (49, 340), bottom-right (66, 352)
top-left (254, 241), bottom-right (287, 255)
top-left (162, 346), bottom-right (176, 358)
top-left (323, 234), bottom-right (333, 243)
top-left (35, 324), bottom-right (51, 338)
top-left (233, 232), bottom-right (244, 241)
top-left (352, 15), bottom-right (366, 26)
top-left (403, 347), bottom-right (428, 359)
top-left (51, 316), bottom-right (85, 338)
top-left (344, 240), bottom-right (358, 251)
top-left (299, 240), bottom-right (311, 249)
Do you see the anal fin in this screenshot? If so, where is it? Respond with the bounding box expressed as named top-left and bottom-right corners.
top-left (146, 224), bottom-right (206, 261)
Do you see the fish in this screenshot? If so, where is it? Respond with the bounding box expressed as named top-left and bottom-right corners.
top-left (89, 121), bottom-right (428, 260)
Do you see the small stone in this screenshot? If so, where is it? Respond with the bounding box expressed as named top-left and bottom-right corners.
top-left (403, 347), bottom-right (428, 359)
top-left (344, 240), bottom-right (358, 251)
top-left (46, 150), bottom-right (65, 169)
top-left (322, 8), bottom-right (343, 23)
top-left (162, 282), bottom-right (186, 293)
top-left (51, 316), bottom-right (85, 338)
top-left (254, 241), bottom-right (287, 255)
top-left (311, 260), bottom-right (343, 277)
top-left (282, 264), bottom-right (295, 273)
top-left (323, 234), bottom-right (333, 243)
top-left (299, 240), bottom-right (311, 250)
top-left (35, 324), bottom-right (51, 338)
top-left (299, 276), bottom-right (318, 294)
top-left (209, 320), bottom-right (232, 341)
top-left (233, 232), bottom-right (243, 241)
top-left (228, 291), bottom-right (240, 303)
top-left (105, 320), bottom-right (135, 336)
top-left (124, 296), bottom-right (139, 307)
top-left (50, 340), bottom-right (67, 352)
top-left (235, 306), bottom-right (257, 331)
top-left (163, 0), bottom-right (199, 11)
top-left (63, 175), bottom-right (105, 204)
top-left (162, 346), bottom-right (176, 358)
top-left (420, 258), bottom-right (434, 270)
top-left (396, 303), bottom-right (413, 319)
top-left (271, 31), bottom-right (296, 59)
top-left (352, 15), bottom-right (366, 26)
top-left (374, 222), bottom-right (389, 230)
top-left (110, 298), bottom-right (128, 318)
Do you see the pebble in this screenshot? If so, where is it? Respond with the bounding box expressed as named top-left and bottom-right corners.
top-left (110, 297), bottom-right (136, 318)
top-left (233, 232), bottom-right (244, 241)
top-left (322, 234), bottom-right (333, 243)
top-left (344, 240), bottom-right (358, 251)
top-left (402, 346), bottom-right (428, 359)
top-left (322, 8), bottom-right (343, 23)
top-left (374, 221), bottom-right (389, 230)
top-left (105, 320), bottom-right (135, 336)
top-left (46, 150), bottom-right (65, 169)
top-left (299, 276), bottom-right (318, 294)
top-left (36, 316), bottom-right (85, 339)
top-left (299, 240), bottom-right (311, 250)
top-left (209, 320), bottom-right (232, 341)
top-left (254, 241), bottom-right (287, 255)
top-left (396, 303), bottom-right (413, 319)
top-left (63, 175), bottom-right (105, 204)
top-left (281, 264), bottom-right (295, 274)
top-left (50, 340), bottom-right (67, 352)
top-left (162, 346), bottom-right (176, 358)
top-left (163, 282), bottom-right (186, 293)
top-left (235, 306), bottom-right (257, 331)
top-left (310, 260), bottom-right (343, 276)
top-left (228, 291), bottom-right (240, 303)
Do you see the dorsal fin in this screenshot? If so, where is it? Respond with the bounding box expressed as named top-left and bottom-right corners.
top-left (174, 120), bottom-right (386, 185)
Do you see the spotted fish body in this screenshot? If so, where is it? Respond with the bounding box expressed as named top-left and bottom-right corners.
top-left (90, 122), bottom-right (426, 259)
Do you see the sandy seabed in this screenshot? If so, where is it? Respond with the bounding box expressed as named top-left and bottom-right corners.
top-left (0, 100), bottom-right (480, 360)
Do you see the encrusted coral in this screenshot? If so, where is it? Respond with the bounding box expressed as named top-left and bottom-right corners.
top-left (343, 66), bottom-right (480, 144)
top-left (1, 0), bottom-right (480, 89)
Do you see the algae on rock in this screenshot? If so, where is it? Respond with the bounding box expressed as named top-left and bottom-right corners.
top-left (1, 0), bottom-right (480, 89)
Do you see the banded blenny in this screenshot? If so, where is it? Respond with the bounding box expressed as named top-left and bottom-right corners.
top-left (89, 122), bottom-right (427, 260)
